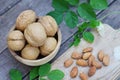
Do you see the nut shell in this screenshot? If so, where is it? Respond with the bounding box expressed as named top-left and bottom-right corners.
top-left (24, 23), bottom-right (47, 47)
top-left (7, 30), bottom-right (25, 51)
top-left (21, 44), bottom-right (40, 60)
top-left (40, 37), bottom-right (57, 56)
top-left (38, 16), bottom-right (58, 36)
top-left (16, 10), bottom-right (36, 31)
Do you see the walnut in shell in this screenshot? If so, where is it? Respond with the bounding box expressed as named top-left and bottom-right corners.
top-left (40, 37), bottom-right (57, 56)
top-left (24, 22), bottom-right (47, 47)
top-left (21, 44), bottom-right (40, 60)
top-left (38, 16), bottom-right (58, 36)
top-left (7, 30), bottom-right (25, 51)
top-left (16, 10), bottom-right (36, 31)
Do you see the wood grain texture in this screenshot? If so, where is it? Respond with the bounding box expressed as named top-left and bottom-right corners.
top-left (0, 0), bottom-right (118, 80)
top-left (97, 0), bottom-right (120, 29)
top-left (0, 48), bottom-right (32, 80)
top-left (0, 0), bottom-right (21, 15)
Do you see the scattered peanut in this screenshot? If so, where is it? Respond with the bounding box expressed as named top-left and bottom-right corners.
top-left (92, 61), bottom-right (102, 69)
top-left (71, 51), bottom-right (82, 59)
top-left (103, 54), bottom-right (110, 66)
top-left (64, 47), bottom-right (110, 79)
top-left (83, 47), bottom-right (93, 53)
top-left (98, 50), bottom-right (105, 62)
top-left (88, 66), bottom-right (96, 77)
top-left (82, 52), bottom-right (92, 60)
top-left (88, 55), bottom-right (95, 66)
top-left (64, 58), bottom-right (73, 68)
top-left (70, 66), bottom-right (78, 78)
top-left (76, 59), bottom-right (88, 67)
top-left (79, 72), bottom-right (88, 80)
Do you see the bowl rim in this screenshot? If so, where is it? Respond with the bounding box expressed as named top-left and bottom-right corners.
top-left (8, 25), bottom-right (62, 64)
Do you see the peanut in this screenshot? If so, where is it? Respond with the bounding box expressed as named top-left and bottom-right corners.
top-left (92, 60), bottom-right (102, 69)
top-left (98, 50), bottom-right (105, 62)
top-left (103, 54), bottom-right (110, 66)
top-left (76, 59), bottom-right (88, 67)
top-left (71, 51), bottom-right (82, 59)
top-left (82, 52), bottom-right (92, 60)
top-left (70, 66), bottom-right (78, 78)
top-left (79, 72), bottom-right (88, 80)
top-left (83, 47), bottom-right (93, 53)
top-left (88, 55), bottom-right (95, 66)
top-left (88, 66), bottom-right (96, 77)
top-left (64, 58), bottom-right (73, 68)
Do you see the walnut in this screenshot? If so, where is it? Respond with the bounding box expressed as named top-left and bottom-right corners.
top-left (21, 44), bottom-right (40, 60)
top-left (24, 22), bottom-right (47, 47)
top-left (7, 30), bottom-right (25, 51)
top-left (40, 37), bottom-right (57, 56)
top-left (16, 10), bottom-right (36, 31)
top-left (38, 16), bottom-right (58, 36)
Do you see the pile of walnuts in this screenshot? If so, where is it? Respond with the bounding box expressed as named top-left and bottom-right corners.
top-left (64, 47), bottom-right (110, 80)
top-left (7, 10), bottom-right (58, 60)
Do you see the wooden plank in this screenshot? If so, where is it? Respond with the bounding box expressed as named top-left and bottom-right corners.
top-left (0, 0), bottom-right (116, 80)
top-left (0, 0), bottom-right (114, 54)
top-left (0, 48), bottom-right (32, 80)
top-left (0, 0), bottom-right (21, 15)
top-left (97, 0), bottom-right (120, 29)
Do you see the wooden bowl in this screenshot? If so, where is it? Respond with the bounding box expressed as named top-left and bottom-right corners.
top-left (8, 25), bottom-right (62, 66)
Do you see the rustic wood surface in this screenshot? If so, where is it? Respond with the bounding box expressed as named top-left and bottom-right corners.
top-left (0, 0), bottom-right (120, 80)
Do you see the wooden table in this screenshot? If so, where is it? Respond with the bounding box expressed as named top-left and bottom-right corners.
top-left (0, 0), bottom-right (120, 80)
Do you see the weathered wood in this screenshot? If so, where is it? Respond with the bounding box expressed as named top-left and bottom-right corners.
top-left (0, 48), bottom-right (32, 80)
top-left (0, 0), bottom-right (21, 15)
top-left (97, 0), bottom-right (120, 29)
top-left (0, 0), bottom-right (118, 80)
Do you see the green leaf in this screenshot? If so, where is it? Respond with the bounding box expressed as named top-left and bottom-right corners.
top-left (9, 69), bottom-right (22, 80)
top-left (74, 38), bottom-right (80, 46)
top-left (90, 0), bottom-right (108, 10)
top-left (29, 67), bottom-right (39, 80)
top-left (83, 32), bottom-right (94, 43)
top-left (89, 20), bottom-right (100, 28)
top-left (65, 0), bottom-right (79, 6)
top-left (39, 77), bottom-right (46, 80)
top-left (65, 11), bottom-right (78, 28)
top-left (52, 0), bottom-right (69, 12)
top-left (78, 22), bottom-right (88, 33)
top-left (39, 63), bottom-right (51, 77)
top-left (48, 69), bottom-right (64, 80)
top-left (77, 3), bottom-right (96, 20)
top-left (47, 11), bottom-right (63, 25)
top-left (69, 42), bottom-right (74, 47)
